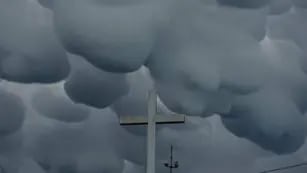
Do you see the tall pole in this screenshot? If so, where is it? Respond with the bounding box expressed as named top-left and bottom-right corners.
top-left (146, 90), bottom-right (157, 173)
top-left (170, 145), bottom-right (173, 173)
top-left (164, 145), bottom-right (179, 173)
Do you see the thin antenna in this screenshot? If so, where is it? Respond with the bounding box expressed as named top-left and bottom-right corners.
top-left (259, 162), bottom-right (307, 173)
top-left (164, 145), bottom-right (179, 173)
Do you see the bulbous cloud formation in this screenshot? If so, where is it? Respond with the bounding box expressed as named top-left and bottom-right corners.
top-left (0, 0), bottom-right (70, 83)
top-left (0, 88), bottom-right (25, 136)
top-left (35, 0), bottom-right (307, 155)
top-left (41, 0), bottom-right (268, 73)
top-left (146, 0), bottom-right (269, 116)
top-left (0, 1), bottom-right (305, 172)
top-left (260, 38), bottom-right (307, 113)
top-left (42, 0), bottom-right (169, 73)
top-left (222, 88), bottom-right (306, 154)
top-left (31, 87), bottom-right (90, 123)
top-left (64, 55), bottom-right (129, 108)
top-left (268, 6), bottom-right (307, 61)
top-left (39, 0), bottom-right (269, 117)
top-left (221, 38), bottom-right (307, 154)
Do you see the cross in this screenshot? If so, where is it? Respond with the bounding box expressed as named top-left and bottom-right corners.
top-left (119, 89), bottom-right (185, 173)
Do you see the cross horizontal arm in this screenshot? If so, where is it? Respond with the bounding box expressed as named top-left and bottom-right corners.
top-left (119, 114), bottom-right (185, 126)
top-left (155, 114), bottom-right (185, 125)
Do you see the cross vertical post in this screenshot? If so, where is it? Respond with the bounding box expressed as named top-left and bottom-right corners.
top-left (146, 89), bottom-right (157, 173)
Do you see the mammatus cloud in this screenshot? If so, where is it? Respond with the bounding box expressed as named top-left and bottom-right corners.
top-left (64, 55), bottom-right (129, 108)
top-left (267, 5), bottom-right (307, 59)
top-left (0, 0), bottom-right (306, 172)
top-left (220, 38), bottom-right (307, 154)
top-left (145, 0), bottom-right (269, 116)
top-left (33, 0), bottom-right (307, 155)
top-left (43, 0), bottom-right (167, 73)
top-left (222, 88), bottom-right (306, 154)
top-left (41, 0), bottom-right (269, 117)
top-left (0, 0), bottom-right (70, 83)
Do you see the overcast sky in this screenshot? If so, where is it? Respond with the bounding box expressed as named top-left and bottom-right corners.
top-left (0, 0), bottom-right (307, 172)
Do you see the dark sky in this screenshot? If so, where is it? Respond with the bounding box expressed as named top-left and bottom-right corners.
top-left (0, 0), bottom-right (306, 172)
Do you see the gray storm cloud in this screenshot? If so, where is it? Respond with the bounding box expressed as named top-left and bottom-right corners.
top-left (64, 55), bottom-right (129, 108)
top-left (45, 0), bottom-right (270, 119)
top-left (34, 0), bottom-right (307, 155)
top-left (1, 0), bottom-right (307, 172)
top-left (268, 6), bottom-right (307, 61)
top-left (0, 0), bottom-right (70, 83)
top-left (43, 0), bottom-right (168, 73)
top-left (220, 38), bottom-right (307, 154)
top-left (222, 88), bottom-right (306, 154)
top-left (145, 0), bottom-right (269, 116)
top-left (44, 0), bottom-right (269, 114)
